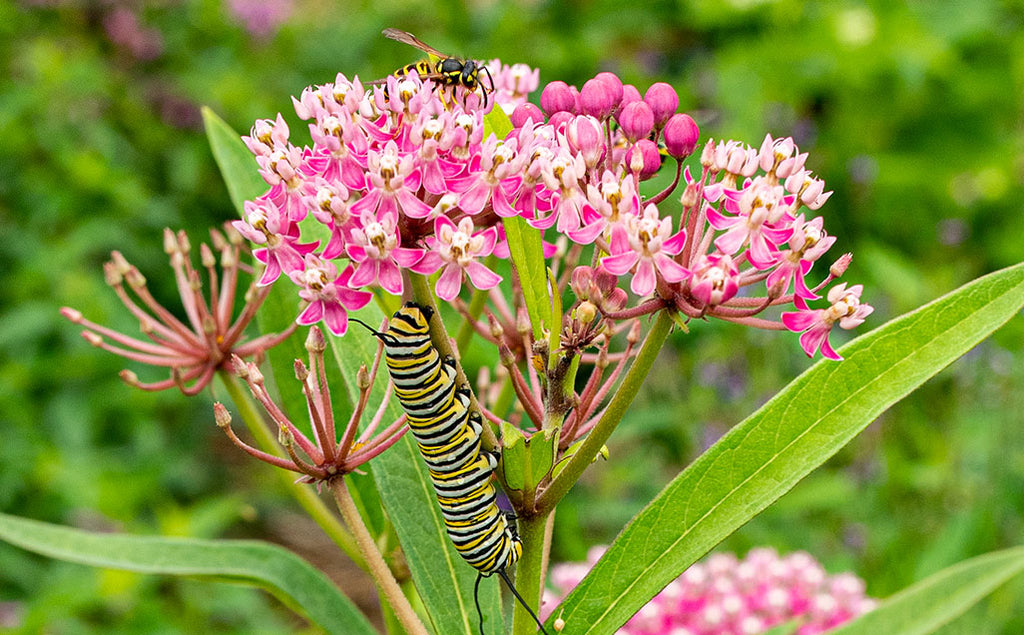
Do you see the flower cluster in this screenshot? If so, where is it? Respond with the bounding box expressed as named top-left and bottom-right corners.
top-left (544, 547), bottom-right (876, 635)
top-left (233, 60), bottom-right (870, 359)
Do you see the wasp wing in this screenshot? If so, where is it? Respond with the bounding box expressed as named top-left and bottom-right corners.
top-left (382, 28), bottom-right (448, 60)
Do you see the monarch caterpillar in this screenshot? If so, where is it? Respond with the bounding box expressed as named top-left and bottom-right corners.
top-left (354, 304), bottom-right (549, 635)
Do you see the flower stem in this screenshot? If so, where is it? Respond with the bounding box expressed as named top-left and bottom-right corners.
top-left (536, 310), bottom-right (674, 513)
top-left (512, 512), bottom-right (550, 635)
top-left (330, 476), bottom-right (430, 635)
top-left (216, 372), bottom-right (366, 571)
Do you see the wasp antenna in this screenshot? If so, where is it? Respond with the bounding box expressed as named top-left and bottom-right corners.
top-left (497, 569), bottom-right (550, 635)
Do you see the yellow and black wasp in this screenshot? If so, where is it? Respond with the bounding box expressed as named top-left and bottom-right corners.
top-left (376, 28), bottom-right (495, 108)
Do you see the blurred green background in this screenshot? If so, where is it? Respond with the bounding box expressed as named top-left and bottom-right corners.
top-left (3, 0), bottom-right (1024, 632)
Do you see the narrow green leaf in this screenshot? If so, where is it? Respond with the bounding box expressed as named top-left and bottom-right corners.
top-left (0, 512), bottom-right (374, 635)
top-left (501, 422), bottom-right (527, 491)
top-left (553, 262), bottom-right (1024, 634)
top-left (201, 106), bottom-right (267, 215)
top-left (332, 305), bottom-right (502, 635)
top-left (834, 547), bottom-right (1024, 635)
top-left (502, 215), bottom-right (549, 340)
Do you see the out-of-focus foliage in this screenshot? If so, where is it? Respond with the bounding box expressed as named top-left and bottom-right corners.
top-left (2, 0), bottom-right (1023, 631)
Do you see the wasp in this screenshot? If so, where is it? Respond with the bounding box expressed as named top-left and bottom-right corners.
top-left (376, 28), bottom-right (494, 108)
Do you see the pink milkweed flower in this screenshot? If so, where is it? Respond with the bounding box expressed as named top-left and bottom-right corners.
top-left (289, 255), bottom-right (372, 336)
top-left (535, 151), bottom-right (596, 234)
top-left (689, 253), bottom-right (740, 307)
top-left (766, 215), bottom-right (837, 300)
top-left (233, 198), bottom-right (318, 286)
top-left (307, 108), bottom-right (370, 192)
top-left (243, 112), bottom-right (291, 157)
top-left (303, 178), bottom-right (354, 260)
top-left (350, 139), bottom-right (432, 220)
top-left (708, 177), bottom-right (794, 269)
top-left (450, 136), bottom-right (525, 217)
top-left (576, 170), bottom-right (641, 244)
top-left (345, 210), bottom-right (425, 295)
top-left (486, 60), bottom-right (540, 111)
top-left (785, 170), bottom-right (833, 210)
top-left (782, 283), bottom-right (873, 360)
top-left (601, 203), bottom-right (689, 297)
top-left (412, 216), bottom-right (502, 301)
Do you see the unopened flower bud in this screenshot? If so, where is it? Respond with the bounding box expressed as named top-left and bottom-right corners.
top-left (119, 369), bottom-right (140, 386)
top-left (124, 266), bottom-right (146, 289)
top-left (644, 82), bottom-right (679, 128)
top-left (209, 227), bottom-right (227, 251)
top-left (110, 251), bottom-right (132, 275)
top-left (553, 617), bottom-right (566, 632)
top-left (231, 354), bottom-right (249, 378)
top-left (82, 331), bottom-right (103, 346)
top-left (61, 307), bottom-right (83, 323)
top-left (278, 425), bottom-right (295, 448)
top-left (618, 101), bottom-right (654, 142)
top-left (540, 81), bottom-right (575, 115)
top-left (247, 363), bottom-right (264, 384)
top-left (103, 261), bottom-right (122, 286)
top-left (569, 266), bottom-right (594, 299)
top-left (580, 77), bottom-right (617, 120)
top-left (488, 314), bottom-right (505, 340)
top-left (628, 320), bottom-right (642, 345)
top-left (511, 102), bottom-right (544, 128)
top-left (294, 360), bottom-right (309, 382)
top-left (830, 253), bottom-right (853, 278)
top-left (681, 182), bottom-right (700, 208)
top-left (213, 402), bottom-right (232, 428)
top-left (595, 72), bottom-right (624, 107)
top-left (547, 110), bottom-right (573, 130)
top-left (629, 139), bottom-right (662, 180)
top-left (305, 326), bottom-right (326, 354)
top-left (357, 364), bottom-right (371, 391)
top-left (619, 84), bottom-right (642, 110)
top-left (163, 228), bottom-right (178, 254)
top-left (200, 243), bottom-right (216, 268)
top-left (663, 113), bottom-right (700, 159)
top-left (576, 301), bottom-right (598, 324)
top-left (701, 138), bottom-right (716, 169)
top-left (499, 341), bottom-right (516, 366)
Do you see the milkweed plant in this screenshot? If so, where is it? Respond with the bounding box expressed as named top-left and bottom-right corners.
top-left (7, 31), bottom-right (1023, 635)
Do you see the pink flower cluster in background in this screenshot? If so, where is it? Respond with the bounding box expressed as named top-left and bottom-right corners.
top-left (544, 547), bottom-right (876, 635)
top-left (233, 55), bottom-right (871, 357)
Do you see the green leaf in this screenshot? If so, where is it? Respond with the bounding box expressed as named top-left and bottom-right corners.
top-left (501, 422), bottom-right (527, 491)
top-left (0, 512), bottom-right (375, 635)
top-left (832, 547), bottom-right (1024, 635)
top-left (482, 104), bottom-right (513, 140)
top-left (201, 106), bottom-right (267, 216)
top-left (526, 426), bottom-right (558, 490)
top-left (552, 262), bottom-right (1024, 634)
top-left (331, 305), bottom-right (502, 635)
top-left (502, 215), bottom-right (549, 340)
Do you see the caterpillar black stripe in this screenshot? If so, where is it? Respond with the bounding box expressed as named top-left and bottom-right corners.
top-left (354, 304), bottom-right (549, 635)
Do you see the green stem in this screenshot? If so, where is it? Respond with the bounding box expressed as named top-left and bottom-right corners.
top-left (536, 310), bottom-right (674, 513)
top-left (512, 513), bottom-right (550, 635)
top-left (455, 280), bottom-right (491, 353)
top-left (217, 372), bottom-right (366, 571)
top-left (330, 477), bottom-right (430, 635)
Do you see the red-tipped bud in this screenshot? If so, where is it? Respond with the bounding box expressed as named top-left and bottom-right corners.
top-left (294, 359), bottom-right (309, 382)
top-left (82, 331), bottom-right (103, 346)
top-left (644, 82), bottom-right (680, 128)
top-left (200, 243), bottom-right (216, 268)
top-left (540, 80), bottom-right (575, 116)
top-left (618, 101), bottom-right (654, 142)
top-left (305, 325), bottom-right (326, 353)
top-left (119, 369), bottom-right (140, 386)
top-left (231, 354), bottom-right (249, 378)
top-left (511, 102), bottom-right (545, 128)
top-left (61, 307), bottom-right (83, 323)
top-left (580, 77), bottom-right (617, 120)
top-left (663, 113), bottom-right (700, 159)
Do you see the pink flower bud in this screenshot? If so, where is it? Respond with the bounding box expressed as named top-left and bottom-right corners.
top-left (663, 113), bottom-right (700, 159)
top-left (620, 83), bottom-right (643, 109)
top-left (511, 102), bottom-right (545, 128)
top-left (548, 110), bottom-right (574, 130)
top-left (540, 80), bottom-right (576, 115)
top-left (580, 77), bottom-right (617, 120)
top-left (566, 115), bottom-right (606, 168)
top-left (627, 139), bottom-right (662, 180)
top-left (595, 71), bottom-right (624, 105)
top-left (644, 82), bottom-right (679, 127)
top-left (618, 101), bottom-right (654, 142)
